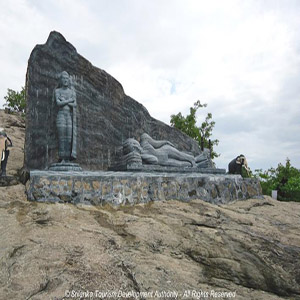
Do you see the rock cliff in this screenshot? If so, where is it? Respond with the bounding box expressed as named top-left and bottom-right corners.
top-left (24, 31), bottom-right (202, 171)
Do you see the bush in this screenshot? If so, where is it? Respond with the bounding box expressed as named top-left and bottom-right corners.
top-left (254, 159), bottom-right (300, 202)
top-left (170, 100), bottom-right (219, 159)
top-left (3, 87), bottom-right (26, 113)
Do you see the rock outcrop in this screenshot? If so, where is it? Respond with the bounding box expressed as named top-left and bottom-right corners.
top-left (0, 185), bottom-right (299, 299)
top-left (24, 31), bottom-right (201, 171)
top-left (1, 110), bottom-right (300, 299)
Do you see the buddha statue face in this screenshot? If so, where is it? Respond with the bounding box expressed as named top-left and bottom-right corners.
top-left (59, 71), bottom-right (70, 87)
top-left (123, 138), bottom-right (142, 154)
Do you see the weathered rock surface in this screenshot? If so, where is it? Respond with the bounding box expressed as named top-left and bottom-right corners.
top-left (0, 176), bottom-right (19, 187)
top-left (24, 31), bottom-right (201, 171)
top-left (0, 184), bottom-right (299, 299)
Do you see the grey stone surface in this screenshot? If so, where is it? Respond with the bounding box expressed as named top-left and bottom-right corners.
top-left (24, 31), bottom-right (202, 171)
top-left (110, 164), bottom-right (226, 174)
top-left (27, 170), bottom-right (262, 206)
top-left (54, 71), bottom-right (77, 162)
top-left (48, 162), bottom-right (82, 171)
top-left (140, 133), bottom-right (198, 167)
top-left (111, 134), bottom-right (214, 171)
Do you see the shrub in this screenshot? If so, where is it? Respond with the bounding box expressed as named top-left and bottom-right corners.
top-left (254, 159), bottom-right (300, 202)
top-left (3, 87), bottom-right (26, 113)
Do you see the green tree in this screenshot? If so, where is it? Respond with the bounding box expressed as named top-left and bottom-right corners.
top-left (170, 100), bottom-right (219, 159)
top-left (3, 87), bottom-right (26, 113)
top-left (254, 158), bottom-right (300, 202)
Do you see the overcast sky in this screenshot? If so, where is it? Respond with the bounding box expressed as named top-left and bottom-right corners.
top-left (0, 0), bottom-right (299, 171)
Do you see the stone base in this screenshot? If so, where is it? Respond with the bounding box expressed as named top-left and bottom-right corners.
top-left (109, 164), bottom-right (226, 174)
top-left (27, 171), bottom-right (263, 206)
top-left (48, 162), bottom-right (82, 172)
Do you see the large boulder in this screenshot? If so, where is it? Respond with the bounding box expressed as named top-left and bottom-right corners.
top-left (1, 187), bottom-right (300, 299)
top-left (24, 31), bottom-right (201, 171)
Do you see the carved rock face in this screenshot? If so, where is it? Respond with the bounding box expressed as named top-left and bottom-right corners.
top-left (24, 31), bottom-right (201, 171)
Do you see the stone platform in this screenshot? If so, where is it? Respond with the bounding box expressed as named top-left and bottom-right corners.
top-left (109, 164), bottom-right (226, 174)
top-left (27, 171), bottom-right (263, 206)
top-left (49, 162), bottom-right (82, 171)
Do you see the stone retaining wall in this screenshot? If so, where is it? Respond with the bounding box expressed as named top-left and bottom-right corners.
top-left (27, 171), bottom-right (263, 206)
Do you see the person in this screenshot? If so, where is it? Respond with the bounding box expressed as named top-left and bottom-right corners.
top-left (54, 71), bottom-right (77, 162)
top-left (228, 154), bottom-right (249, 176)
top-left (0, 128), bottom-right (12, 176)
top-left (140, 133), bottom-right (196, 167)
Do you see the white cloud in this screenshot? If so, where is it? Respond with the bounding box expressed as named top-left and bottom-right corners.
top-left (0, 0), bottom-right (299, 170)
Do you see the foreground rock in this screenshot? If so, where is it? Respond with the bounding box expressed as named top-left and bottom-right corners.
top-left (25, 31), bottom-right (201, 171)
top-left (0, 185), bottom-right (299, 299)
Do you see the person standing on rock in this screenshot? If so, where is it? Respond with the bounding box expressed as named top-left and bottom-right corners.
top-left (0, 128), bottom-right (12, 177)
top-left (54, 71), bottom-right (77, 162)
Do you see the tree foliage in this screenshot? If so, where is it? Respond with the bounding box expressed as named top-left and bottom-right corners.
top-left (170, 100), bottom-right (219, 159)
top-left (3, 87), bottom-right (26, 113)
top-left (254, 158), bottom-right (300, 202)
